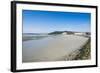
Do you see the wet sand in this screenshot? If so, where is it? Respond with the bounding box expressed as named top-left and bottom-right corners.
top-left (22, 35), bottom-right (89, 62)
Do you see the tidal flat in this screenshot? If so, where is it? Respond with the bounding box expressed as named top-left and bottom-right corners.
top-left (22, 34), bottom-right (89, 62)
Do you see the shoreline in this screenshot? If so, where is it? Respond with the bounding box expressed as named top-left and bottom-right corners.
top-left (60, 38), bottom-right (90, 61)
top-left (22, 35), bottom-right (90, 62)
top-left (73, 38), bottom-right (91, 60)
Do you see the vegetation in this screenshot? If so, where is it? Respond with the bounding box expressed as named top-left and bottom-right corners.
top-left (55, 38), bottom-right (91, 61)
top-left (48, 31), bottom-right (74, 35)
top-left (48, 31), bottom-right (63, 35)
top-left (73, 38), bottom-right (91, 60)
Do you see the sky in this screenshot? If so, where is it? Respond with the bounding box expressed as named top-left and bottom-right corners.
top-left (22, 10), bottom-right (91, 33)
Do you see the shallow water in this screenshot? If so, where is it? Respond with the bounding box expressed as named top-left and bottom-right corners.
top-left (22, 35), bottom-right (89, 62)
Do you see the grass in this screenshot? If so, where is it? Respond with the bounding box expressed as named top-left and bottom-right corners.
top-left (73, 38), bottom-right (91, 60)
top-left (58, 38), bottom-right (91, 61)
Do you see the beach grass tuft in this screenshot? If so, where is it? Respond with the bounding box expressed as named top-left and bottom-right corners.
top-left (73, 38), bottom-right (91, 60)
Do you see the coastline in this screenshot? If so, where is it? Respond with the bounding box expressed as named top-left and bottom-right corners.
top-left (73, 38), bottom-right (91, 60)
top-left (60, 38), bottom-right (91, 61)
top-left (22, 35), bottom-right (89, 62)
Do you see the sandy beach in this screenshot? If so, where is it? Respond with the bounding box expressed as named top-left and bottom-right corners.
top-left (22, 35), bottom-right (89, 62)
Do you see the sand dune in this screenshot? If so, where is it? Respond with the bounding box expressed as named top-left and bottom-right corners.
top-left (22, 35), bottom-right (89, 62)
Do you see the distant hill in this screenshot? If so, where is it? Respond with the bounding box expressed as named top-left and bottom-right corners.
top-left (48, 31), bottom-right (63, 35)
top-left (48, 31), bottom-right (90, 35)
top-left (48, 31), bottom-right (74, 35)
top-left (23, 31), bottom-right (90, 35)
